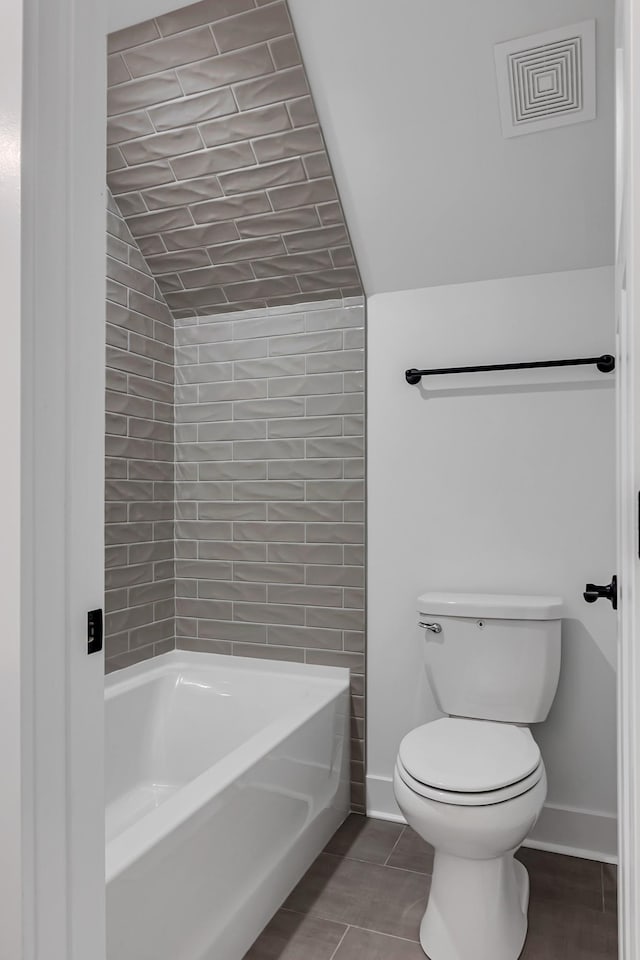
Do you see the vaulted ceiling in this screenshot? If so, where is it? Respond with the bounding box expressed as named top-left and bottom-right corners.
top-left (108, 0), bottom-right (614, 302)
top-left (107, 0), bottom-right (363, 318)
top-left (288, 0), bottom-right (614, 293)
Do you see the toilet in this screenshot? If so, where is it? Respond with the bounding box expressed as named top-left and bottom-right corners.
top-left (393, 592), bottom-right (563, 960)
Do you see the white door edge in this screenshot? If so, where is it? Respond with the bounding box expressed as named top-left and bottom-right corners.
top-left (0, 0), bottom-right (25, 954)
top-left (1, 0), bottom-right (107, 957)
top-left (617, 1), bottom-right (640, 958)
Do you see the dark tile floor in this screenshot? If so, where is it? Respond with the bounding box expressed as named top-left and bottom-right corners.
top-left (244, 814), bottom-right (618, 960)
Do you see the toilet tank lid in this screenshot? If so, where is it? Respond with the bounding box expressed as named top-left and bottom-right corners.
top-left (417, 592), bottom-right (563, 620)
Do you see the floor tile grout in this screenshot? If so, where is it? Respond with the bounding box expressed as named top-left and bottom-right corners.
top-left (280, 903), bottom-right (421, 944)
top-left (321, 848), bottom-right (432, 878)
top-left (327, 924), bottom-right (351, 960)
top-left (275, 909), bottom-right (424, 947)
top-left (248, 817), bottom-right (617, 958)
top-left (384, 824), bottom-right (407, 866)
top-left (380, 861), bottom-right (433, 878)
top-left (348, 923), bottom-right (422, 945)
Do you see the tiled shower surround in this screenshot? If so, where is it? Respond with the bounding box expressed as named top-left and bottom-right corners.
top-left (105, 0), bottom-right (366, 810)
top-left (105, 190), bottom-right (176, 669)
top-left (173, 297), bottom-right (365, 809)
top-left (107, 0), bottom-right (363, 313)
top-left (104, 206), bottom-right (366, 803)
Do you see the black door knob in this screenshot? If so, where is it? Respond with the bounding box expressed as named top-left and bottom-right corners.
top-left (583, 575), bottom-right (617, 610)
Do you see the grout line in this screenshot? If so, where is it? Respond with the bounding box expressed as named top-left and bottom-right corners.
top-left (279, 908), bottom-right (423, 949)
top-left (321, 849), bottom-right (431, 878)
top-left (348, 924), bottom-right (421, 945)
top-left (327, 924), bottom-right (350, 960)
top-left (367, 860), bottom-right (432, 879)
top-left (384, 825), bottom-right (406, 867)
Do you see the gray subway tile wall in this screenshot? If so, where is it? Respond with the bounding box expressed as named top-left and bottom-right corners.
top-left (107, 0), bottom-right (363, 314)
top-left (105, 189), bottom-right (176, 672)
top-left (174, 297), bottom-right (366, 811)
top-left (106, 0), bottom-right (367, 811)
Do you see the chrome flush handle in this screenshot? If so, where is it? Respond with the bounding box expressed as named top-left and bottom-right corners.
top-left (419, 621), bottom-right (442, 634)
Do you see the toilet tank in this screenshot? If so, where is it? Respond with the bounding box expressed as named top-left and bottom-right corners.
top-left (418, 593), bottom-right (563, 724)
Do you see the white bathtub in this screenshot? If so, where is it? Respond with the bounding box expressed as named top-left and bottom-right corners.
top-left (105, 650), bottom-right (350, 960)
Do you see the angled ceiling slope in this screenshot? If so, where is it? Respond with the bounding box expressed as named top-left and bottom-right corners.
top-left (107, 0), bottom-right (363, 318)
top-left (288, 0), bottom-right (614, 294)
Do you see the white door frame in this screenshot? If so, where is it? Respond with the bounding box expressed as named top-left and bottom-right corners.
top-left (0, 0), bottom-right (26, 953)
top-left (617, 1), bottom-right (640, 958)
top-left (0, 0), bottom-right (106, 957)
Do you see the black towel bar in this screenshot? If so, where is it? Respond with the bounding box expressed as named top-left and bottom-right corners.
top-left (405, 354), bottom-right (615, 385)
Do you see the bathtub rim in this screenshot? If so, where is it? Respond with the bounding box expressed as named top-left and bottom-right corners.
top-left (105, 648), bottom-right (351, 702)
top-left (105, 650), bottom-right (350, 884)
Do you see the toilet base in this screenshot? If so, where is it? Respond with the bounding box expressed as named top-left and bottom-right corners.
top-left (420, 852), bottom-right (529, 960)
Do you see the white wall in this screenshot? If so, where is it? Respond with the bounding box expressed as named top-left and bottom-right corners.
top-left (290, 0), bottom-right (614, 293)
top-left (0, 0), bottom-right (23, 954)
top-left (367, 267), bottom-right (617, 860)
top-left (108, 0), bottom-right (193, 31)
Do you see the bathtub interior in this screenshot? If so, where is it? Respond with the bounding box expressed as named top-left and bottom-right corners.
top-left (105, 655), bottom-right (348, 843)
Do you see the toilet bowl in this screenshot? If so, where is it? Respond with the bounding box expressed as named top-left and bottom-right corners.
top-left (394, 718), bottom-right (547, 960)
top-left (393, 592), bottom-right (563, 960)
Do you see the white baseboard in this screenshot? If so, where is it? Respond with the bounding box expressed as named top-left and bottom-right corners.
top-left (525, 803), bottom-right (617, 863)
top-left (366, 773), bottom-right (405, 822)
top-left (365, 774), bottom-right (617, 864)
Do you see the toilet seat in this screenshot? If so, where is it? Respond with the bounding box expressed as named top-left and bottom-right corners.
top-left (397, 717), bottom-right (542, 806)
top-left (396, 756), bottom-right (543, 806)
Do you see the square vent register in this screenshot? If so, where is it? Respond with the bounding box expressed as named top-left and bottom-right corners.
top-left (494, 20), bottom-right (596, 138)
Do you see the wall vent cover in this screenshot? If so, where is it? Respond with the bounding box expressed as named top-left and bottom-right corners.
top-left (494, 20), bottom-right (596, 138)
